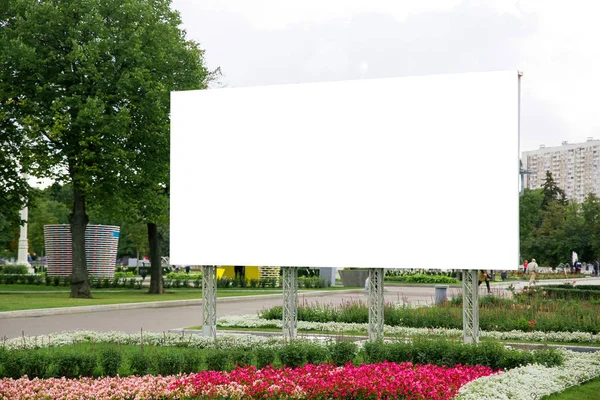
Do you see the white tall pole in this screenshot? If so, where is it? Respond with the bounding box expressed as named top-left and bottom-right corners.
top-left (17, 204), bottom-right (33, 272)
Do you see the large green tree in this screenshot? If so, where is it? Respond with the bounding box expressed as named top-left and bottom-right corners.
top-left (1, 0), bottom-right (215, 297)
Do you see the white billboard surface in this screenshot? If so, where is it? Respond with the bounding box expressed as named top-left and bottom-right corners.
top-left (171, 71), bottom-right (519, 270)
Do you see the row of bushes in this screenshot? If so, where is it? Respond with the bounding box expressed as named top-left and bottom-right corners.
top-left (0, 341), bottom-right (356, 379)
top-left (0, 339), bottom-right (563, 379)
top-left (0, 274), bottom-right (330, 290)
top-left (0, 265), bottom-right (30, 275)
top-left (521, 286), bottom-right (600, 301)
top-left (384, 273), bottom-right (460, 284)
top-left (362, 339), bottom-right (563, 370)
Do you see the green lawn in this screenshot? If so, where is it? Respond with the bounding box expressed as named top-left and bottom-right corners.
top-left (0, 284), bottom-right (363, 312)
top-left (0, 289), bottom-right (280, 312)
top-left (543, 377), bottom-right (600, 399)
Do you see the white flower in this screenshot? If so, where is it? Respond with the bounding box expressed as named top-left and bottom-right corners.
top-left (456, 350), bottom-right (600, 399)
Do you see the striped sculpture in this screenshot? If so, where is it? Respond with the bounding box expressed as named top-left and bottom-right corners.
top-left (44, 224), bottom-right (120, 277)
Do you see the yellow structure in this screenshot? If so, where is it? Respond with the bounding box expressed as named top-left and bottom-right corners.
top-left (217, 266), bottom-right (279, 281)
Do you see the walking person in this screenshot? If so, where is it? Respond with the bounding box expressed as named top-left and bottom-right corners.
top-left (594, 260), bottom-right (599, 278)
top-left (523, 260), bottom-right (528, 274)
top-left (528, 258), bottom-right (539, 286)
top-left (478, 270), bottom-right (491, 294)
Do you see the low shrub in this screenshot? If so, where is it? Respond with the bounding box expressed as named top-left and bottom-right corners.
top-left (385, 273), bottom-right (460, 284)
top-left (361, 338), bottom-right (563, 370)
top-left (0, 273), bottom-right (44, 285)
top-left (278, 341), bottom-right (307, 368)
top-left (205, 350), bottom-right (230, 371)
top-left (154, 351), bottom-right (185, 375)
top-left (230, 348), bottom-right (254, 367)
top-left (128, 351), bottom-right (149, 375)
top-left (254, 347), bottom-right (276, 369)
top-left (329, 340), bottom-right (358, 366)
top-left (0, 264), bottom-right (29, 274)
top-left (54, 351), bottom-right (80, 378)
top-left (304, 343), bottom-right (330, 365)
top-left (100, 347), bottom-right (122, 377)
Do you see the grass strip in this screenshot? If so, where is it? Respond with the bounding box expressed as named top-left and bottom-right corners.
top-left (542, 376), bottom-right (600, 400)
top-left (0, 290), bottom-right (280, 312)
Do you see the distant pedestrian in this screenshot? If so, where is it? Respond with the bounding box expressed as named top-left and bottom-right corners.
top-left (528, 258), bottom-right (539, 286)
top-left (523, 260), bottom-right (528, 274)
top-left (478, 270), bottom-right (491, 294)
top-left (594, 260), bottom-right (599, 277)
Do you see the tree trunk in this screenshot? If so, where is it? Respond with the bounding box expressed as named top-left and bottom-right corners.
top-left (69, 185), bottom-right (91, 298)
top-left (147, 222), bottom-right (163, 294)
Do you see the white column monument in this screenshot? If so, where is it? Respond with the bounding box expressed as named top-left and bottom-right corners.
top-left (16, 204), bottom-right (33, 273)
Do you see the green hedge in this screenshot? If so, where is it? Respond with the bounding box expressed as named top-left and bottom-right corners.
top-left (0, 339), bottom-right (562, 379)
top-left (384, 273), bottom-right (460, 284)
top-left (552, 284), bottom-right (600, 291)
top-left (0, 274), bottom-right (44, 285)
top-left (526, 286), bottom-right (600, 301)
top-left (0, 265), bottom-right (30, 274)
top-left (362, 339), bottom-right (563, 370)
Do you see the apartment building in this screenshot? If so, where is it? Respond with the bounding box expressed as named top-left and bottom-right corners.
top-left (522, 138), bottom-right (600, 203)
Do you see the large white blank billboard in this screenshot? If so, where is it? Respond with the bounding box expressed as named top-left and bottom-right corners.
top-left (171, 71), bottom-right (520, 270)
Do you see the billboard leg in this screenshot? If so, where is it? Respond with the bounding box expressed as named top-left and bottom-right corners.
top-left (462, 269), bottom-right (479, 344)
top-left (202, 265), bottom-right (217, 339)
top-left (282, 266), bottom-right (298, 340)
top-left (368, 268), bottom-right (384, 341)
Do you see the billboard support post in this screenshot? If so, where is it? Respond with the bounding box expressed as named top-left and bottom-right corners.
top-left (282, 266), bottom-right (298, 339)
top-left (368, 268), bottom-right (385, 341)
top-left (462, 269), bottom-right (479, 344)
top-left (202, 265), bottom-right (217, 339)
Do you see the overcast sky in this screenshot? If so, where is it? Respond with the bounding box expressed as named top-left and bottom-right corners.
top-left (171, 0), bottom-right (600, 153)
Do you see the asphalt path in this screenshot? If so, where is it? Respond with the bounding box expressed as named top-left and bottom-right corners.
top-left (2, 277), bottom-right (599, 339)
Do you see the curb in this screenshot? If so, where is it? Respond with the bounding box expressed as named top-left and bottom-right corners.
top-left (0, 289), bottom-right (364, 319)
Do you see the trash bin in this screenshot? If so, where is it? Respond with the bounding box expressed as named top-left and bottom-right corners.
top-left (434, 285), bottom-right (449, 305)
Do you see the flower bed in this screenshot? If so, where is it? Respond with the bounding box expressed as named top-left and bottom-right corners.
top-left (457, 349), bottom-right (600, 399)
top-left (173, 362), bottom-right (496, 400)
top-left (0, 330), bottom-right (281, 351)
top-left (217, 314), bottom-right (600, 344)
top-left (0, 362), bottom-right (496, 400)
top-left (261, 293), bottom-right (600, 333)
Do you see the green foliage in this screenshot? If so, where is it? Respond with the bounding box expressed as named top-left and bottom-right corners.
top-left (230, 348), bottom-right (254, 368)
top-left (74, 352), bottom-right (98, 377)
top-left (181, 351), bottom-right (203, 374)
top-left (328, 340), bottom-right (358, 366)
top-left (298, 276), bottom-right (329, 288)
top-left (128, 351), bottom-right (149, 375)
top-left (54, 351), bottom-right (80, 378)
top-left (0, 273), bottom-right (44, 285)
top-left (254, 347), bottom-right (276, 369)
top-left (263, 296), bottom-right (600, 334)
top-left (520, 184), bottom-right (600, 267)
top-left (361, 338), bottom-right (563, 370)
top-left (304, 343), bottom-right (330, 365)
top-left (278, 341), bottom-right (307, 368)
top-left (154, 351), bottom-right (185, 375)
top-left (1, 351), bottom-right (24, 379)
top-left (0, 265), bottom-right (29, 274)
top-left (384, 273), bottom-right (460, 284)
top-left (205, 350), bottom-right (230, 371)
top-left (99, 347), bottom-right (122, 377)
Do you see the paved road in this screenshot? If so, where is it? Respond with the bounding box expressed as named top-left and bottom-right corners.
top-left (2, 277), bottom-right (598, 339)
top-left (0, 285), bottom-right (451, 338)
